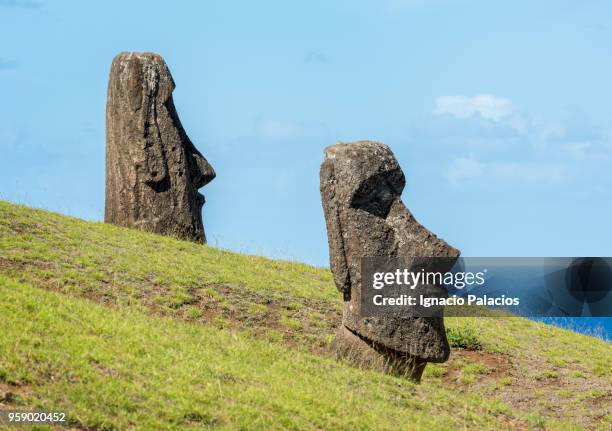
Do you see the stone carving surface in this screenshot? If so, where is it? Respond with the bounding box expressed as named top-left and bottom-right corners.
top-left (320, 140), bottom-right (460, 380)
top-left (105, 52), bottom-right (215, 242)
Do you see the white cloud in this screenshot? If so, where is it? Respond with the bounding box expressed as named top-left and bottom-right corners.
top-left (433, 94), bottom-right (577, 142)
top-left (433, 93), bottom-right (534, 134)
top-left (434, 94), bottom-right (517, 122)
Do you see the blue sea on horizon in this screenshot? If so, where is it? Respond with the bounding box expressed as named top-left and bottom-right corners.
top-left (450, 258), bottom-right (612, 342)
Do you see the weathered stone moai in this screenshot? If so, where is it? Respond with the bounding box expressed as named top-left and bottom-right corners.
top-left (320, 141), bottom-right (459, 381)
top-left (105, 52), bottom-right (215, 242)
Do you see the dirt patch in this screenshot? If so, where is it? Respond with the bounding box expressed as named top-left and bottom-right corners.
top-left (0, 381), bottom-right (31, 408)
top-left (442, 349), bottom-right (513, 385)
top-left (0, 257), bottom-right (55, 272)
top-left (497, 414), bottom-right (530, 431)
top-left (454, 349), bottom-right (512, 378)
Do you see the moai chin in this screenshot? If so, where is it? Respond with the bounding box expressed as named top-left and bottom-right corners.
top-left (105, 52), bottom-right (215, 242)
top-left (320, 140), bottom-right (460, 382)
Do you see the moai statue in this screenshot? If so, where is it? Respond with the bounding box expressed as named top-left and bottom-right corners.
top-left (105, 52), bottom-right (215, 242)
top-left (320, 141), bottom-right (460, 382)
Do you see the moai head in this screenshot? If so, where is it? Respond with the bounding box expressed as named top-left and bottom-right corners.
top-left (320, 141), bottom-right (459, 364)
top-left (105, 52), bottom-right (215, 242)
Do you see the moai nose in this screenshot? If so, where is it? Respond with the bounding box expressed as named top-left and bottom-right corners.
top-left (190, 153), bottom-right (216, 189)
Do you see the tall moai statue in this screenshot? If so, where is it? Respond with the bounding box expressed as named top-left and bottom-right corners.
top-left (105, 52), bottom-right (215, 242)
top-left (320, 141), bottom-right (460, 382)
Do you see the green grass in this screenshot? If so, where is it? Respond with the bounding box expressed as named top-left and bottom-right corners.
top-left (0, 200), bottom-right (611, 430)
top-left (445, 322), bottom-right (483, 350)
top-left (1, 276), bottom-right (523, 430)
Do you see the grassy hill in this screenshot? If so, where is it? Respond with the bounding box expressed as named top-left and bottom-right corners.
top-left (0, 200), bottom-right (610, 430)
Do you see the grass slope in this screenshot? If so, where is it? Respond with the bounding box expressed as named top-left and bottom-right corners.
top-left (0, 200), bottom-right (610, 430)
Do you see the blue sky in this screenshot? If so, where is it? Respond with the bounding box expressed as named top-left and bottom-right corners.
top-left (1, 0), bottom-right (611, 268)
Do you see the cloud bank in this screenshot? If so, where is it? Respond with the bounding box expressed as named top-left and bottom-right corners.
top-left (434, 93), bottom-right (609, 186)
top-left (435, 94), bottom-right (516, 122)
